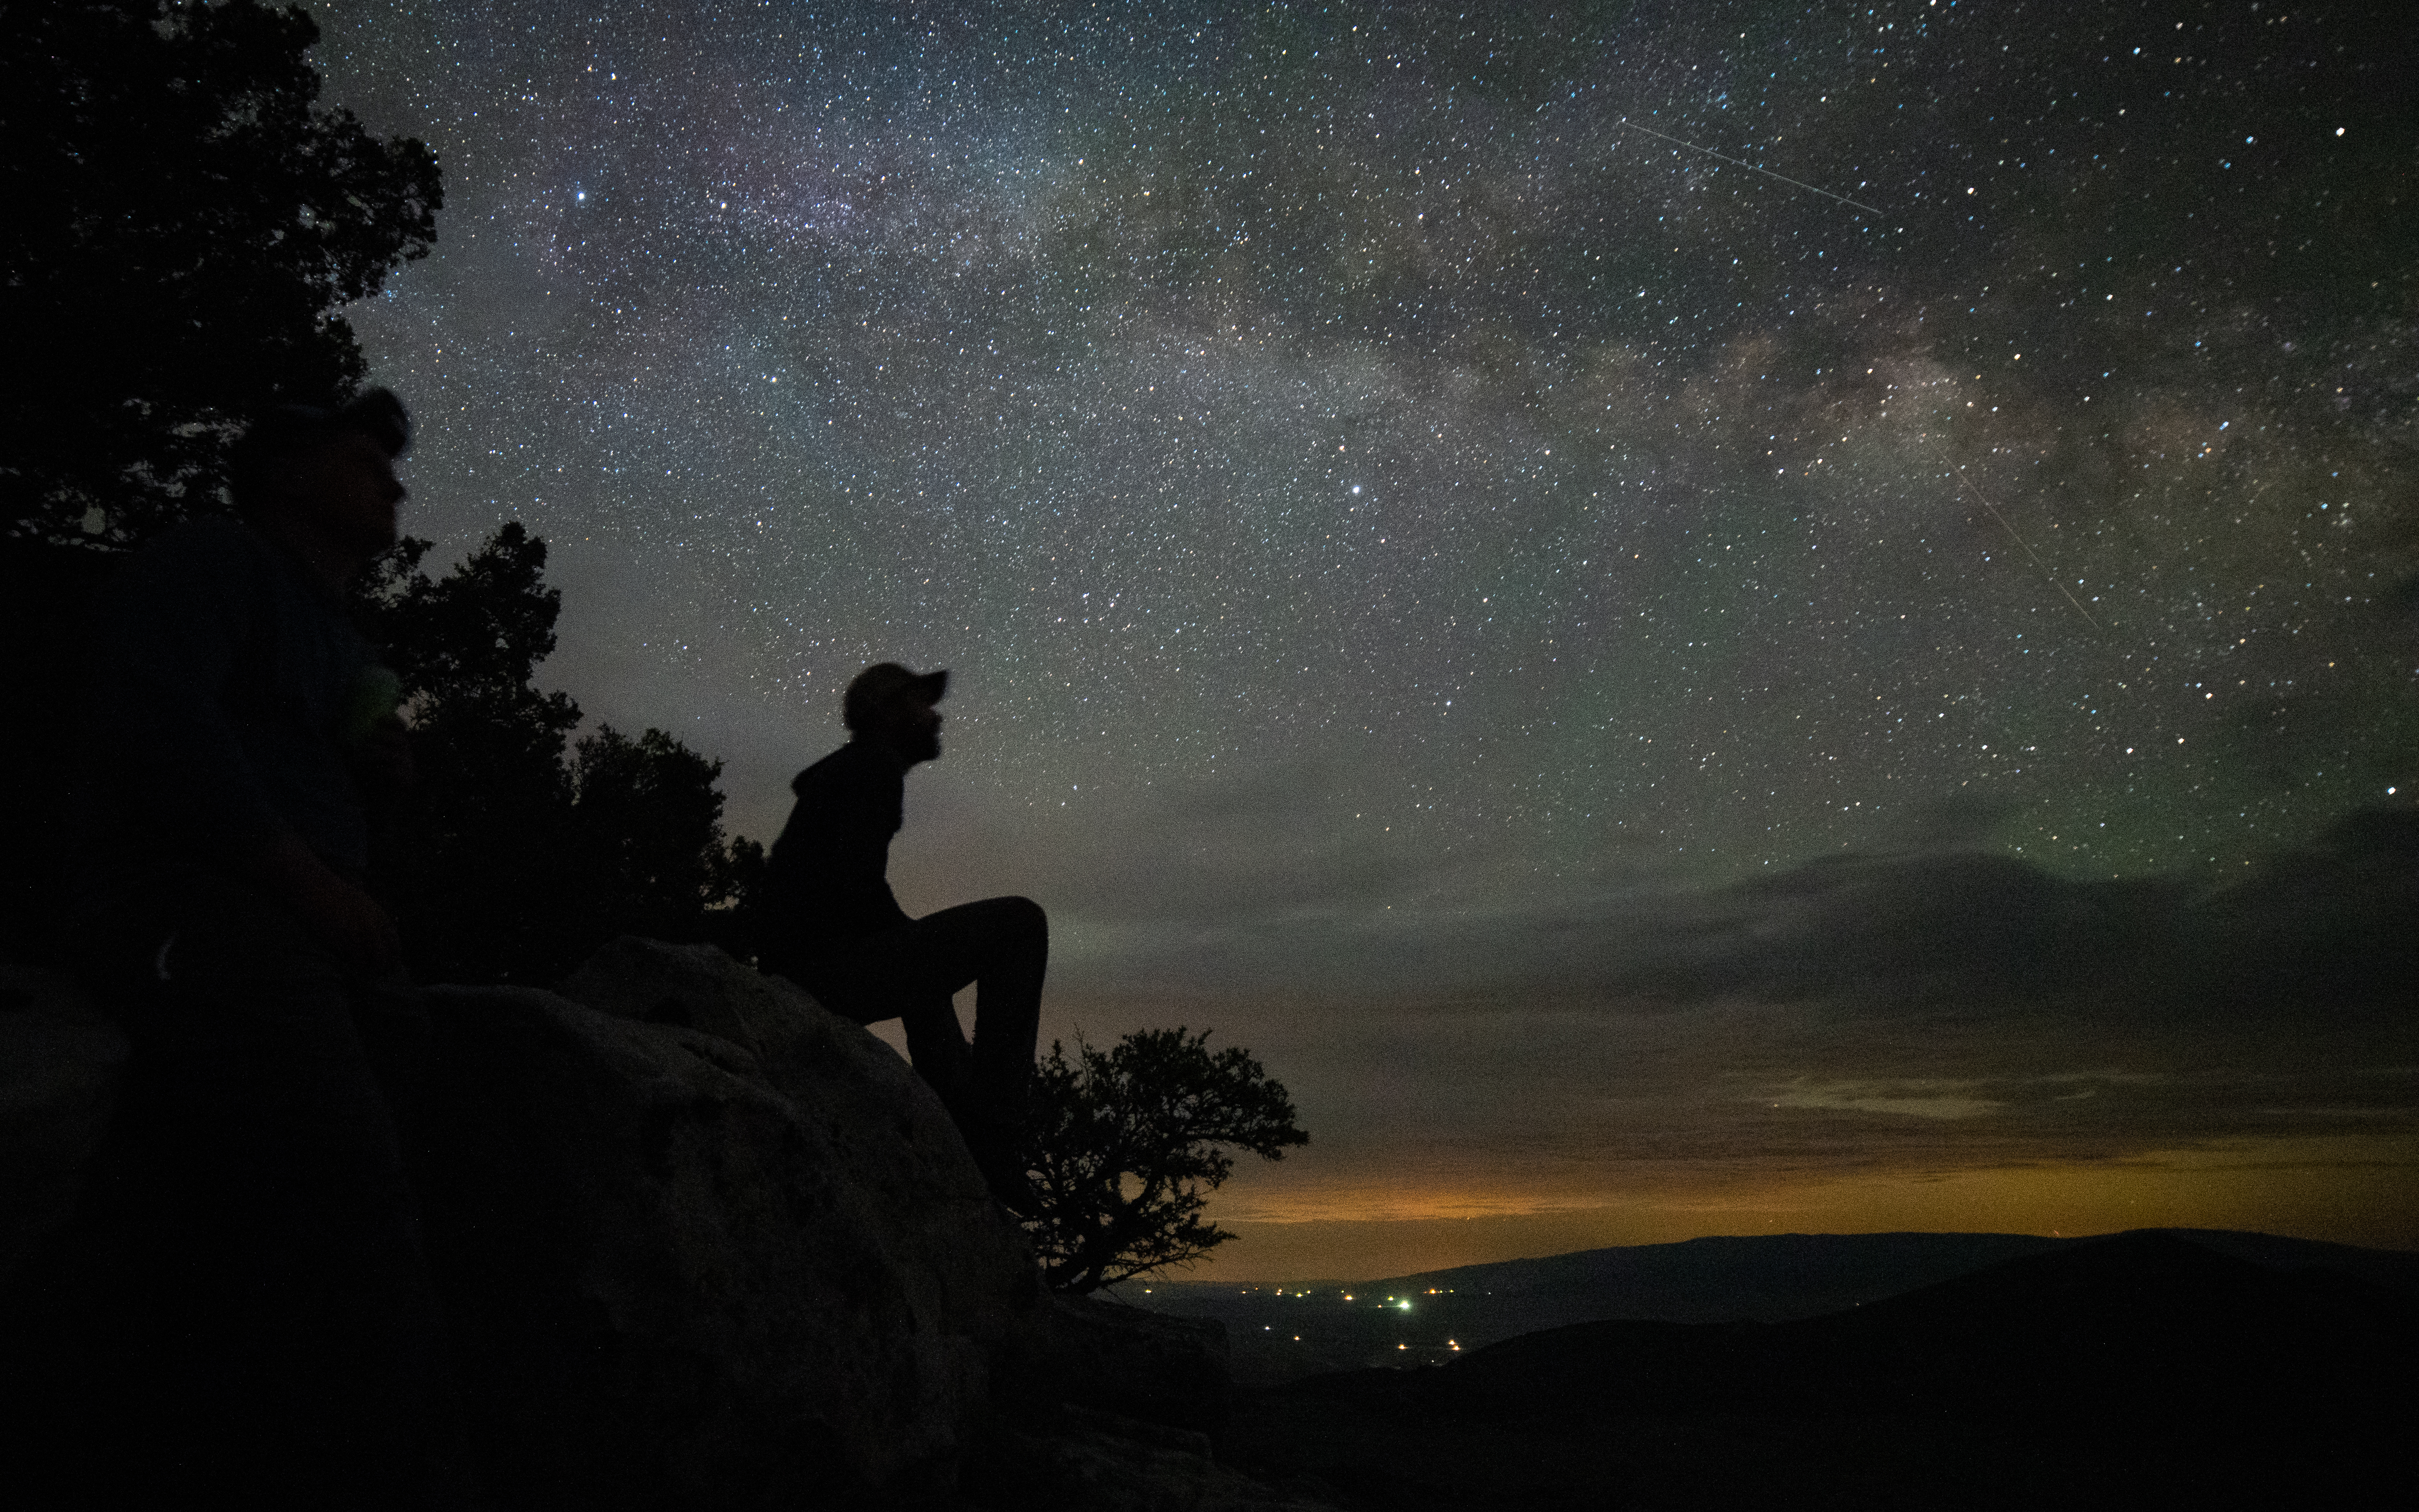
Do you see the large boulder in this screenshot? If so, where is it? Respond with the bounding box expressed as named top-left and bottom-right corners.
top-left (560, 934), bottom-right (1030, 1341)
top-left (418, 938), bottom-right (1043, 1508)
top-left (1006, 1293), bottom-right (1234, 1434)
top-left (0, 937), bottom-right (1330, 1509)
top-left (970, 1402), bottom-right (1340, 1512)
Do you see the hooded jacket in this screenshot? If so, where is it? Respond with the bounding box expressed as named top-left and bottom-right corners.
top-left (763, 739), bottom-right (916, 951)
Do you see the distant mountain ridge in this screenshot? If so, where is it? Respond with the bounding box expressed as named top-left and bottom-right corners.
top-left (1122, 1227), bottom-right (2419, 1389)
top-left (1411, 1230), bottom-right (2419, 1418)
top-left (1226, 1231), bottom-right (2419, 1509)
top-left (1360, 1226), bottom-right (2419, 1323)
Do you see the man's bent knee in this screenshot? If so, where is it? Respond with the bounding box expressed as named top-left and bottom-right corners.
top-left (995, 895), bottom-right (1047, 938)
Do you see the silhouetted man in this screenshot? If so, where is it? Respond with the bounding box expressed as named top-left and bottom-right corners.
top-left (762, 664), bottom-right (1047, 1207)
top-left (62, 390), bottom-right (475, 1509)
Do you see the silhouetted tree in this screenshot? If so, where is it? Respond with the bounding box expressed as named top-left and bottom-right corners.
top-left (2, 0), bottom-right (440, 545)
top-left (0, 0), bottom-right (440, 953)
top-left (706, 834), bottom-right (772, 962)
top-left (356, 527), bottom-right (759, 984)
top-left (569, 726), bottom-right (737, 940)
top-left (1024, 1028), bottom-right (1309, 1294)
top-left (352, 527), bottom-right (575, 981)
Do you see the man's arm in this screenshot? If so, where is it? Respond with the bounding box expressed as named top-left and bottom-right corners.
top-left (245, 827), bottom-right (402, 974)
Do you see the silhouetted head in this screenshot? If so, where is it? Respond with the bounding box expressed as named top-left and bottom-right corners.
top-left (845, 662), bottom-right (947, 766)
top-left (228, 388), bottom-right (412, 568)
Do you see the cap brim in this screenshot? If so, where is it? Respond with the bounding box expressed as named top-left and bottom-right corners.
top-left (914, 669), bottom-right (950, 703)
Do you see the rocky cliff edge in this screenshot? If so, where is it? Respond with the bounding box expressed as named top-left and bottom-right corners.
top-left (0, 938), bottom-right (1332, 1510)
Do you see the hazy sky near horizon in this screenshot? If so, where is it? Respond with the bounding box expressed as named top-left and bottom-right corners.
top-left (313, 0), bottom-right (2418, 1275)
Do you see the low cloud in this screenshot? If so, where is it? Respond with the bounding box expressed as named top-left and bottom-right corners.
top-left (1038, 794), bottom-right (2419, 1040)
top-left (1764, 1079), bottom-right (2008, 1121)
top-left (1021, 799), bottom-right (2419, 1229)
top-left (1587, 806), bottom-right (2419, 1019)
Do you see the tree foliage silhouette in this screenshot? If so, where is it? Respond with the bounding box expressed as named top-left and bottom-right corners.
top-left (570, 726), bottom-right (764, 945)
top-left (1024, 1028), bottom-right (1309, 1294)
top-left (0, 5), bottom-right (752, 983)
top-left (356, 527), bottom-right (760, 984)
top-left (1, 0), bottom-right (439, 952)
top-left (2, 0), bottom-right (441, 545)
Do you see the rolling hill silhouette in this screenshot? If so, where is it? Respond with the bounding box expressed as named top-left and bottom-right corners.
top-left (1416, 1229), bottom-right (2415, 1419)
top-left (1367, 1229), bottom-right (2070, 1321)
top-left (1129, 1226), bottom-right (2419, 1386)
top-left (1224, 1231), bottom-right (2418, 1510)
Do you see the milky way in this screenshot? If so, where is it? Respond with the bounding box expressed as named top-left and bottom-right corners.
top-left (315, 1), bottom-right (2418, 1270)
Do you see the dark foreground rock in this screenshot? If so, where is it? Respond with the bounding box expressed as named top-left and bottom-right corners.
top-left (0, 965), bottom-right (127, 1282)
top-left (2, 939), bottom-right (1332, 1510)
top-left (970, 1400), bottom-right (1333, 1512)
top-left (420, 955), bottom-right (1030, 1505)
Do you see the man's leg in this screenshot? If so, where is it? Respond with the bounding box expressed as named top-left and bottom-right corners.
top-left (792, 896), bottom-right (1047, 1194)
top-left (842, 895), bottom-right (1045, 1121)
top-left (893, 989), bottom-right (975, 1109)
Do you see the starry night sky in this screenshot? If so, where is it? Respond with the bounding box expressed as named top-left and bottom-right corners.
top-left (312, 0), bottom-right (2418, 1275)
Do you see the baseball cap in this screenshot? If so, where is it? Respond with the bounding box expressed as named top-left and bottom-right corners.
top-left (844, 662), bottom-right (949, 731)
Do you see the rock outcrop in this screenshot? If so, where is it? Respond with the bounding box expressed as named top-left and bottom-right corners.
top-left (1, 938), bottom-right (1333, 1510)
top-left (417, 938), bottom-right (1041, 1507)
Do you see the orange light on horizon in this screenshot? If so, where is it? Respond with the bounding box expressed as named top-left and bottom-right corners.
top-left (1180, 1134), bottom-right (2419, 1282)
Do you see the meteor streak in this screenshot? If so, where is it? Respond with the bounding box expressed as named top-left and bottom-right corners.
top-left (1618, 117), bottom-right (1885, 215)
top-left (1954, 469), bottom-right (2103, 632)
